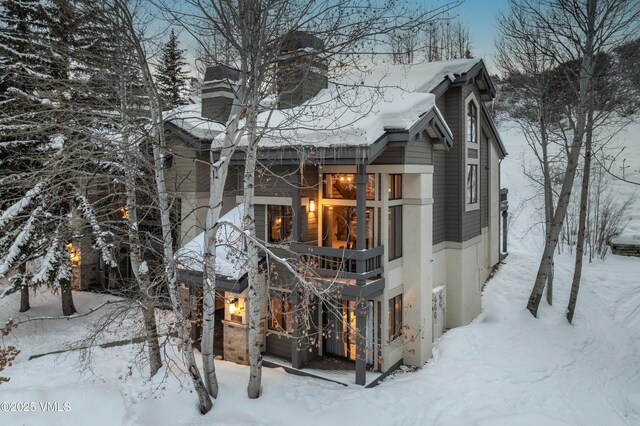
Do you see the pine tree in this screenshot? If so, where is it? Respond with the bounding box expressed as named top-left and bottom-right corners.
top-left (155, 29), bottom-right (189, 110)
top-left (0, 0), bottom-right (116, 315)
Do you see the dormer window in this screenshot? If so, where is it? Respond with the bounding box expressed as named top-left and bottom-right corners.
top-left (465, 94), bottom-right (480, 211)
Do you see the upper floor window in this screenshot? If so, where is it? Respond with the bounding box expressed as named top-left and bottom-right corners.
top-left (323, 173), bottom-right (376, 200)
top-left (267, 205), bottom-right (292, 243)
top-left (388, 174), bottom-right (402, 200)
top-left (465, 94), bottom-right (480, 211)
top-left (467, 101), bottom-right (478, 144)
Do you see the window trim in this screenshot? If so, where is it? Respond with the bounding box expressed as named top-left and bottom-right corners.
top-left (465, 92), bottom-right (480, 212)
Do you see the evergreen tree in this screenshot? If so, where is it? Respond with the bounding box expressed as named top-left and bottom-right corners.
top-left (0, 0), bottom-right (116, 315)
top-left (155, 29), bottom-right (188, 109)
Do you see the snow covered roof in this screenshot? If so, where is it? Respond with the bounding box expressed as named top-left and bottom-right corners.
top-left (166, 58), bottom-right (487, 149)
top-left (175, 205), bottom-right (249, 281)
top-left (164, 102), bottom-right (225, 141)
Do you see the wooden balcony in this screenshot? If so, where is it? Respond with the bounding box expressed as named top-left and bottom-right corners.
top-left (289, 242), bottom-right (385, 298)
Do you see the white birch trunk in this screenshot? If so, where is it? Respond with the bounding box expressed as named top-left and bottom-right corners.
top-left (201, 115), bottom-right (241, 398)
top-left (113, 0), bottom-right (212, 412)
top-left (243, 115), bottom-right (262, 399)
top-left (527, 0), bottom-right (597, 317)
top-left (119, 70), bottom-right (163, 378)
top-left (567, 91), bottom-right (594, 324)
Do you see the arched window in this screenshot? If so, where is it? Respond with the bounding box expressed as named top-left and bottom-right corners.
top-left (467, 101), bottom-right (477, 144)
top-left (465, 95), bottom-right (480, 210)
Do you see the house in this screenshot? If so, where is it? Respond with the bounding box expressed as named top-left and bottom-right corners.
top-left (166, 35), bottom-right (508, 386)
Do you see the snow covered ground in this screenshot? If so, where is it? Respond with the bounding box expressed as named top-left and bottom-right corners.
top-left (1, 122), bottom-right (640, 425)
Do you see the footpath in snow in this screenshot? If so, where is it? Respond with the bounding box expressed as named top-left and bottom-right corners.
top-left (1, 122), bottom-right (639, 425)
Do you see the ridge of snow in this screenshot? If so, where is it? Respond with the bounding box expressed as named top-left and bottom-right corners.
top-left (169, 58), bottom-right (482, 148)
top-left (175, 205), bottom-right (249, 281)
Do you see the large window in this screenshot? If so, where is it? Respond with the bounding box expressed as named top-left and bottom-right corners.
top-left (388, 294), bottom-right (403, 341)
top-left (465, 96), bottom-right (480, 210)
top-left (323, 173), bottom-right (376, 200)
top-left (267, 205), bottom-right (292, 243)
top-left (268, 291), bottom-right (293, 334)
top-left (388, 206), bottom-right (402, 261)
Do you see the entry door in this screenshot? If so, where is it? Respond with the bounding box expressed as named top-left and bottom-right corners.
top-left (323, 299), bottom-right (356, 361)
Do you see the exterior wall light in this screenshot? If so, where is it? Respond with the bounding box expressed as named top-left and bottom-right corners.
top-left (228, 298), bottom-right (239, 315)
top-left (309, 199), bottom-right (315, 213)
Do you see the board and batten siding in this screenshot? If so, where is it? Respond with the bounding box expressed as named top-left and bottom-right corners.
top-left (432, 149), bottom-right (447, 245)
top-left (480, 128), bottom-right (489, 229)
top-left (444, 86), bottom-right (462, 242)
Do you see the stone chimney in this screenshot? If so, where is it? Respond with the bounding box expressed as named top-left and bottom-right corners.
top-left (201, 65), bottom-right (240, 123)
top-left (277, 31), bottom-right (328, 109)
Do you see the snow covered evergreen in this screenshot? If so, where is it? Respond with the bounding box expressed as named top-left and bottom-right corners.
top-left (155, 29), bottom-right (189, 110)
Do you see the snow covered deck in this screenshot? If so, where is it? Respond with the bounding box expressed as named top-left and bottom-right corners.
top-left (263, 355), bottom-right (382, 388)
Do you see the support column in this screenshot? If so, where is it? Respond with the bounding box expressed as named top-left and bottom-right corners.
top-left (502, 210), bottom-right (508, 253)
top-left (402, 172), bottom-right (433, 366)
top-left (290, 289), bottom-right (304, 369)
top-left (355, 298), bottom-right (367, 386)
top-left (355, 162), bottom-right (367, 385)
top-left (290, 173), bottom-right (304, 368)
top-left (291, 173), bottom-right (302, 242)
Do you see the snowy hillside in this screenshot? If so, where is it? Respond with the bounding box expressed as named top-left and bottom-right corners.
top-left (1, 123), bottom-right (640, 425)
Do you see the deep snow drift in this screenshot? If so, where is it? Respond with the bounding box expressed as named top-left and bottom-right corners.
top-left (1, 122), bottom-right (639, 425)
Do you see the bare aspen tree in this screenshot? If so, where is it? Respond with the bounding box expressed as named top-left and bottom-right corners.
top-left (110, 0), bottom-right (213, 413)
top-left (500, 0), bottom-right (640, 317)
top-left (496, 6), bottom-right (559, 305)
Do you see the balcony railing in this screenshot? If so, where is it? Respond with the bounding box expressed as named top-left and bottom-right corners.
top-left (290, 242), bottom-right (384, 282)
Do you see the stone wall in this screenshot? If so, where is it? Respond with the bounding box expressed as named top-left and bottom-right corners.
top-left (223, 321), bottom-right (249, 365)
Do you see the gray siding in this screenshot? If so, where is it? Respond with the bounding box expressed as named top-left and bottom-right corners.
top-left (302, 166), bottom-right (319, 244)
top-left (404, 132), bottom-right (433, 165)
top-left (372, 146), bottom-right (404, 165)
top-left (444, 87), bottom-right (462, 242)
top-left (266, 334), bottom-right (292, 360)
top-left (433, 93), bottom-right (448, 245)
top-left (165, 135), bottom-right (198, 194)
top-left (255, 165), bottom-right (292, 197)
top-left (481, 129), bottom-right (489, 229)
top-left (195, 151), bottom-right (210, 193)
top-left (432, 149), bottom-right (447, 245)
top-left (201, 96), bottom-right (233, 123)
top-left (255, 204), bottom-right (266, 242)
